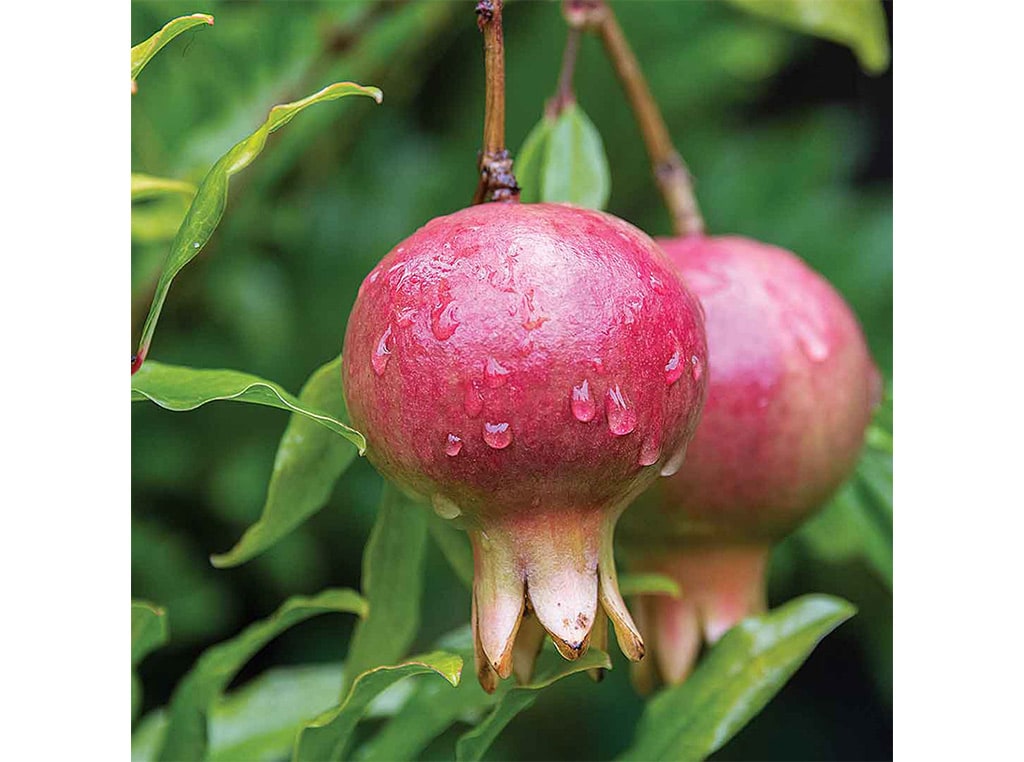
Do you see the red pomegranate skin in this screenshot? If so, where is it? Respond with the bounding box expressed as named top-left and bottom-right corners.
top-left (343, 203), bottom-right (707, 690)
top-left (620, 234), bottom-right (879, 689)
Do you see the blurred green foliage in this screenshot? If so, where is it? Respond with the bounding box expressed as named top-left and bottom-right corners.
top-left (132, 1), bottom-right (892, 759)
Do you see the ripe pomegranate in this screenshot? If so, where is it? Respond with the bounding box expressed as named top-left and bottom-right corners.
top-left (342, 202), bottom-right (708, 691)
top-left (619, 234), bottom-right (880, 690)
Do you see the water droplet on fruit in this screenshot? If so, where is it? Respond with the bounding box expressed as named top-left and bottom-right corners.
top-left (483, 421), bottom-right (513, 449)
top-left (432, 493), bottom-right (462, 519)
top-left (394, 306), bottom-right (416, 328)
top-left (639, 426), bottom-right (662, 466)
top-left (372, 325), bottom-right (394, 376)
top-left (606, 385), bottom-right (637, 436)
top-left (464, 381), bottom-right (484, 418)
top-left (431, 302), bottom-right (459, 341)
top-left (787, 312), bottom-right (830, 363)
top-left (368, 268), bottom-right (381, 284)
top-left (445, 433), bottom-right (463, 456)
top-left (649, 273), bottom-right (665, 293)
top-left (484, 357), bottom-right (511, 388)
top-left (660, 443), bottom-right (689, 477)
top-left (690, 355), bottom-right (703, 381)
top-left (665, 333), bottom-right (685, 384)
top-left (684, 268), bottom-right (727, 295)
top-left (571, 380), bottom-right (596, 422)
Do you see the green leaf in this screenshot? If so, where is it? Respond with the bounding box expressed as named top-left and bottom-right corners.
top-left (131, 360), bottom-right (366, 454)
top-left (131, 13), bottom-right (214, 84)
top-left (209, 665), bottom-right (346, 762)
top-left (344, 482), bottom-right (428, 688)
top-left (132, 81), bottom-right (382, 367)
top-left (455, 648), bottom-right (612, 762)
top-left (426, 513), bottom-right (474, 589)
top-left (133, 665), bottom-right (346, 762)
top-left (132, 601), bottom-right (169, 722)
top-left (725, 0), bottom-right (890, 74)
top-left (618, 573), bottom-right (683, 599)
top-left (542, 103), bottom-right (612, 210)
top-left (515, 103), bottom-right (611, 209)
top-left (515, 117), bottom-right (554, 204)
top-left (132, 173), bottom-right (197, 202)
top-left (156, 589), bottom-right (367, 762)
top-left (132, 601), bottom-right (169, 667)
top-left (294, 652), bottom-right (463, 762)
top-left (211, 356), bottom-right (361, 567)
top-left (619, 595), bottom-right (856, 761)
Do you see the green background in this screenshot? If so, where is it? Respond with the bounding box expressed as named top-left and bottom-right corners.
top-left (131, 1), bottom-right (892, 758)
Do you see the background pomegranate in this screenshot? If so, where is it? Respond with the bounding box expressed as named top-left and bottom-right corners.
top-left (342, 202), bottom-right (707, 690)
top-left (620, 234), bottom-right (880, 690)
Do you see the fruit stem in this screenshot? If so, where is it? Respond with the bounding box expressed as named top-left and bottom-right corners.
top-left (545, 26), bottom-right (581, 119)
top-left (563, 0), bottom-right (704, 236)
top-left (473, 0), bottom-right (521, 204)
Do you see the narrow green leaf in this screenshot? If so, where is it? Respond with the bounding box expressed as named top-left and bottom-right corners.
top-left (209, 665), bottom-right (345, 762)
top-left (541, 103), bottom-right (612, 210)
top-left (156, 589), bottom-right (367, 762)
top-left (618, 573), bottom-right (683, 599)
top-left (725, 0), bottom-right (890, 74)
top-left (131, 360), bottom-right (366, 454)
top-left (132, 601), bottom-right (169, 667)
top-left (455, 648), bottom-right (612, 762)
top-left (515, 117), bottom-right (554, 204)
top-left (294, 652), bottom-right (463, 762)
top-left (132, 601), bottom-right (169, 723)
top-left (133, 665), bottom-right (346, 762)
top-left (211, 356), bottom-right (361, 567)
top-left (131, 13), bottom-right (214, 83)
top-left (426, 513), bottom-right (474, 589)
top-left (619, 595), bottom-right (856, 761)
top-left (131, 173), bottom-right (197, 202)
top-left (344, 482), bottom-right (428, 688)
top-left (133, 81), bottom-right (382, 367)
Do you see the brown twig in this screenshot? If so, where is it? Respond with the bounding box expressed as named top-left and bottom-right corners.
top-left (563, 0), bottom-right (704, 236)
top-left (473, 0), bottom-right (520, 204)
top-left (545, 26), bottom-right (581, 118)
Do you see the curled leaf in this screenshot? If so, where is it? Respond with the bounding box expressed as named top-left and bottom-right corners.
top-left (132, 81), bottom-right (382, 371)
top-left (156, 589), bottom-right (367, 761)
top-left (131, 360), bottom-right (366, 453)
top-left (131, 13), bottom-right (214, 86)
top-left (725, 0), bottom-right (890, 74)
top-left (211, 356), bottom-right (362, 567)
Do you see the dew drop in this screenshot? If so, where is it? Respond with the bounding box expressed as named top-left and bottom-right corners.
top-left (786, 312), bottom-right (830, 363)
top-left (372, 325), bottom-right (394, 376)
top-left (431, 301), bottom-right (460, 341)
top-left (394, 306), bottom-right (416, 328)
top-left (445, 433), bottom-right (463, 457)
top-left (649, 273), bottom-right (665, 293)
top-left (690, 355), bottom-right (704, 382)
top-left (484, 357), bottom-right (511, 388)
top-left (665, 341), bottom-right (685, 385)
top-left (660, 443), bottom-right (689, 477)
top-left (639, 426), bottom-right (662, 467)
top-left (571, 380), bottom-right (596, 422)
top-left (368, 268), bottom-right (381, 284)
top-left (605, 385), bottom-right (637, 436)
top-left (432, 493), bottom-right (462, 519)
top-left (464, 382), bottom-right (484, 418)
top-left (684, 268), bottom-right (728, 295)
top-left (483, 421), bottom-right (513, 449)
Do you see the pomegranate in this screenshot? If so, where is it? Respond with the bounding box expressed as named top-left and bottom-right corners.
top-left (620, 234), bottom-right (880, 690)
top-left (342, 202), bottom-right (708, 691)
